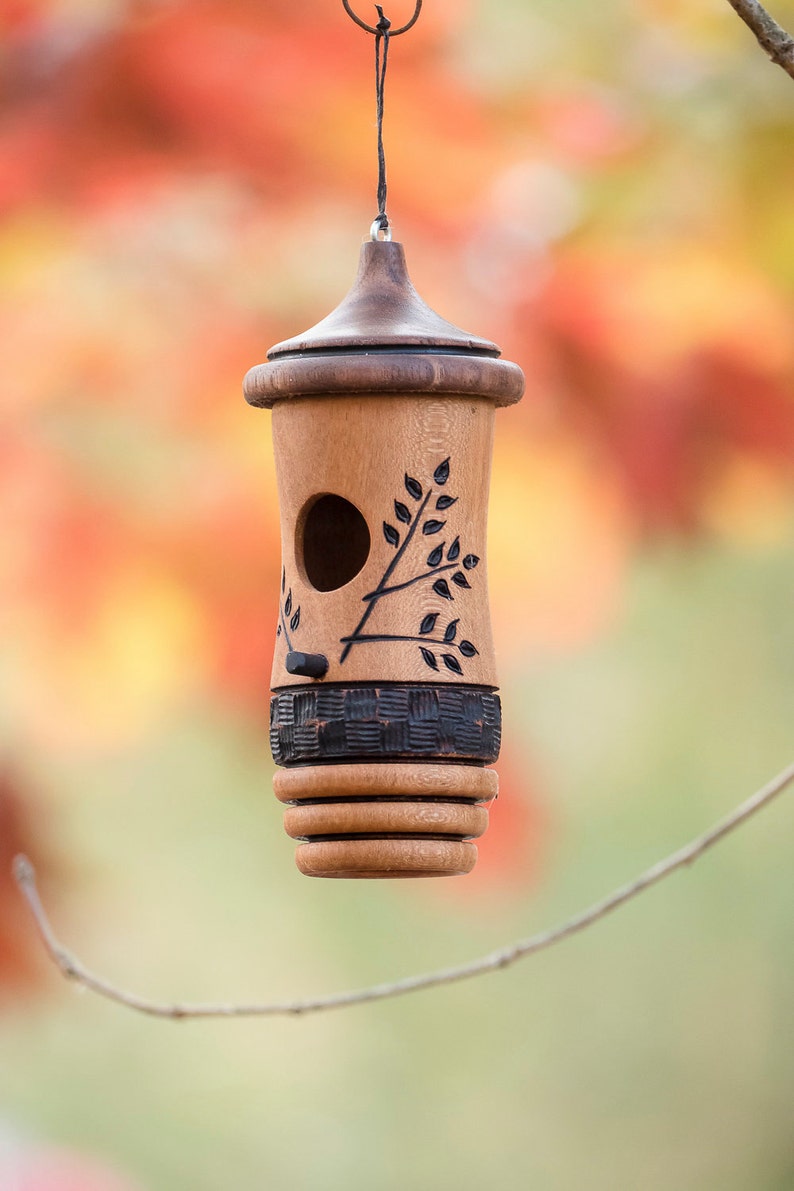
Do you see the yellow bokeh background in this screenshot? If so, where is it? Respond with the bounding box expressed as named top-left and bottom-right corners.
top-left (1, 1), bottom-right (793, 1188)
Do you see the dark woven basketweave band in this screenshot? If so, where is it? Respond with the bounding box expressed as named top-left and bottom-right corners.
top-left (270, 684), bottom-right (501, 767)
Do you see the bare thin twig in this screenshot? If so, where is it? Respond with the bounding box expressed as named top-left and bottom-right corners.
top-left (725, 0), bottom-right (794, 79)
top-left (13, 760), bottom-right (794, 1020)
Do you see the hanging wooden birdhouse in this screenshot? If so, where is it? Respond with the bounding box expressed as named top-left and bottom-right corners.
top-left (244, 238), bottom-right (524, 878)
top-left (243, 0), bottom-right (523, 878)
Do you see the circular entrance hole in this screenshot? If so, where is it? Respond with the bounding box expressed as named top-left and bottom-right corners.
top-left (300, 494), bottom-right (371, 592)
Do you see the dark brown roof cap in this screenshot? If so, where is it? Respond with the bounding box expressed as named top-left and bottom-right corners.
top-left (267, 240), bottom-right (500, 358)
top-left (244, 239), bottom-right (524, 409)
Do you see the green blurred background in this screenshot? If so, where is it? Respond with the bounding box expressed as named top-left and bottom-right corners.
top-left (1, 1), bottom-right (793, 1188)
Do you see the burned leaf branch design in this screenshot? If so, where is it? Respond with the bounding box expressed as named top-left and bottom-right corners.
top-left (338, 481), bottom-right (432, 662)
top-left (339, 628), bottom-right (478, 676)
top-left (339, 459), bottom-right (480, 672)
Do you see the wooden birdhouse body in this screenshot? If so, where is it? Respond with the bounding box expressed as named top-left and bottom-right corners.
top-left (244, 240), bottom-right (524, 879)
top-left (269, 393), bottom-right (497, 688)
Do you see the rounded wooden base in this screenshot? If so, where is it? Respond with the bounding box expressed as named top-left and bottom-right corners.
top-left (295, 839), bottom-right (477, 880)
top-left (274, 762), bottom-right (497, 879)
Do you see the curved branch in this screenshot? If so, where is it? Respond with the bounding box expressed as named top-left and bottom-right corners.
top-left (340, 489), bottom-right (433, 662)
top-left (361, 563), bottom-right (456, 602)
top-left (12, 759), bottom-right (794, 1020)
top-left (725, 0), bottom-right (794, 79)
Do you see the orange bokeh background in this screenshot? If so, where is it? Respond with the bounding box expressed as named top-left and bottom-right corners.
top-left (1, 4), bottom-right (793, 1188)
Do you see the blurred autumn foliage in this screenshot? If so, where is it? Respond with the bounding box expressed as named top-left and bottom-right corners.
top-left (0, 772), bottom-right (49, 991)
top-left (1, 0), bottom-right (793, 953)
top-left (1, 7), bottom-right (793, 1189)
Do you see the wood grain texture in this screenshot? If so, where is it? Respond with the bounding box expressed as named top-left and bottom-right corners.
top-left (269, 395), bottom-right (497, 688)
top-left (283, 800), bottom-right (489, 840)
top-left (275, 757), bottom-right (495, 877)
top-left (273, 761), bottom-right (498, 803)
top-left (245, 351), bottom-right (524, 407)
top-left (294, 838), bottom-right (478, 879)
top-left (243, 240), bottom-right (524, 408)
top-left (267, 239), bottom-right (502, 355)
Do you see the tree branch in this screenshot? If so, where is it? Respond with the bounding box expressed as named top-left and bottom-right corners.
top-left (340, 489), bottom-right (433, 662)
top-left (361, 562), bottom-right (456, 602)
top-left (13, 759), bottom-right (794, 1020)
top-left (725, 0), bottom-right (794, 79)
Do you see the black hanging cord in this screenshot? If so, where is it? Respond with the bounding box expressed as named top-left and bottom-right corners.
top-left (341, 0), bottom-right (423, 238)
top-left (373, 7), bottom-right (390, 233)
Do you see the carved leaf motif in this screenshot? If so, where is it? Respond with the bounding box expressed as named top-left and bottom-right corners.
top-left (436, 495), bottom-right (457, 511)
top-left (442, 654), bottom-right (463, 675)
top-left (433, 579), bottom-right (453, 601)
top-left (277, 624), bottom-right (282, 637)
top-left (394, 500), bottom-right (411, 524)
top-left (452, 571), bottom-right (471, 589)
top-left (420, 647), bottom-right (439, 671)
top-left (281, 568), bottom-right (286, 593)
top-left (426, 544), bottom-right (444, 567)
top-left (383, 522), bottom-right (400, 547)
top-left (419, 613), bottom-right (438, 635)
top-left (459, 640), bottom-right (478, 657)
top-left (423, 519), bottom-right (446, 535)
top-left (434, 458), bottom-right (450, 486)
top-left (443, 618), bottom-right (459, 643)
top-left (447, 536), bottom-right (460, 561)
top-left (284, 590), bottom-right (292, 617)
top-left (290, 607), bottom-right (301, 632)
top-left (405, 475), bottom-right (422, 500)
top-left (463, 554), bottom-right (480, 570)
